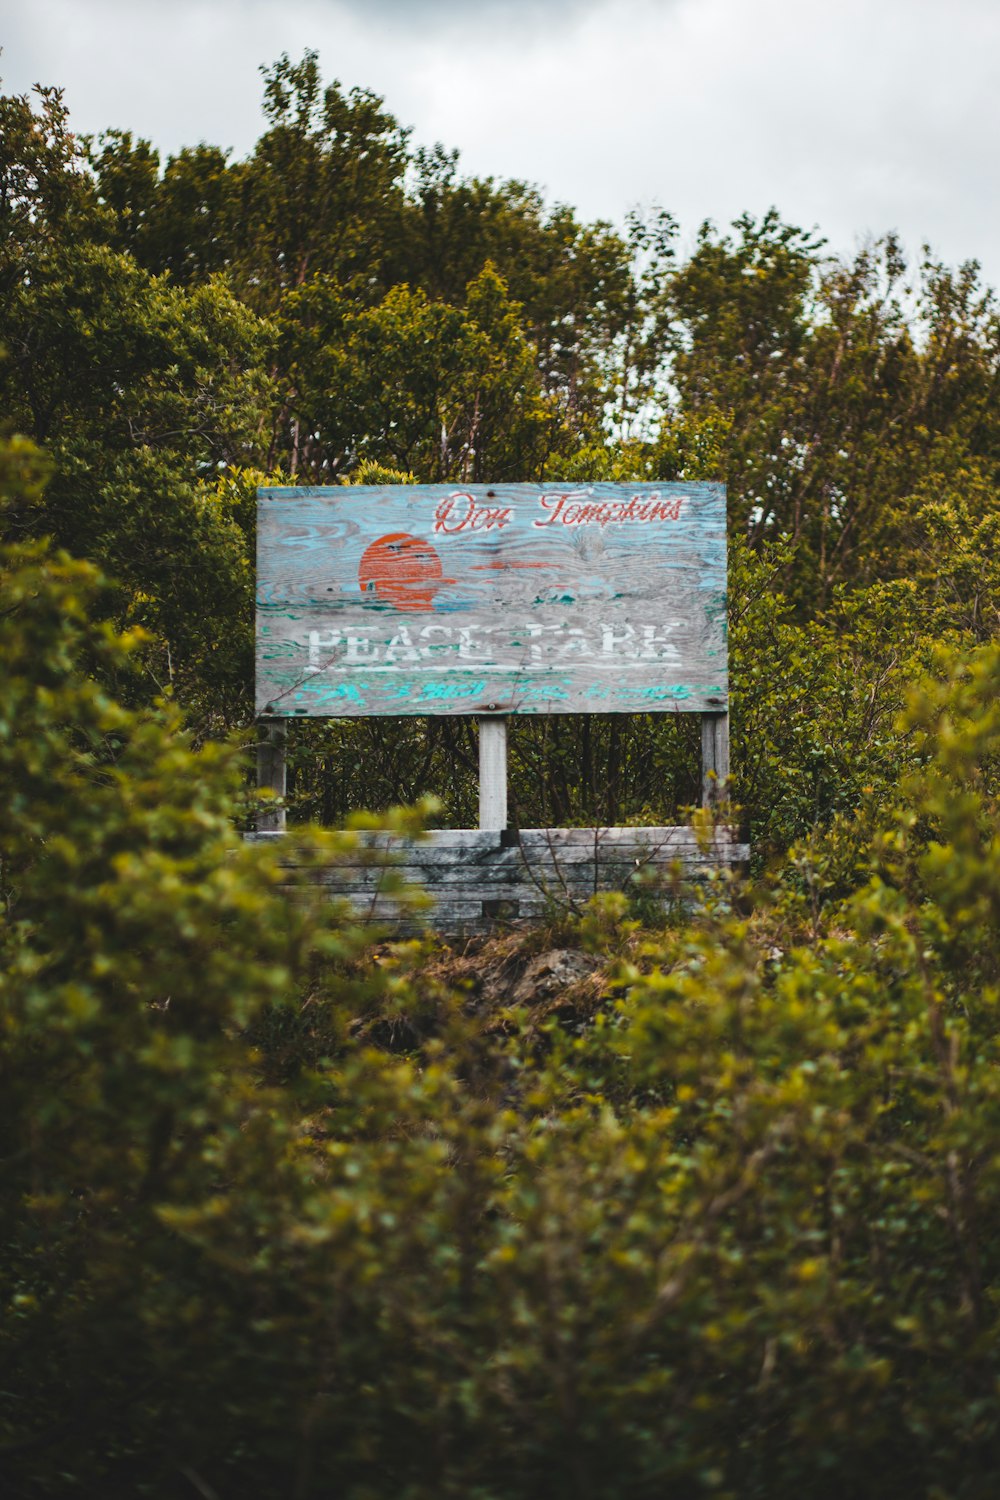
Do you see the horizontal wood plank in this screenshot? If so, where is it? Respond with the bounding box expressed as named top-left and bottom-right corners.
top-left (249, 826), bottom-right (743, 857)
top-left (252, 825), bottom-right (747, 933)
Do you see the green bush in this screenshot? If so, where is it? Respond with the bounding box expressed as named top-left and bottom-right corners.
top-left (7, 432), bottom-right (1000, 1497)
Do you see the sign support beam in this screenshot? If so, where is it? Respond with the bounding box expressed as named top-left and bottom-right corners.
top-left (257, 719), bottom-right (287, 832)
top-left (478, 716), bottom-right (508, 831)
top-left (700, 712), bottom-right (730, 809)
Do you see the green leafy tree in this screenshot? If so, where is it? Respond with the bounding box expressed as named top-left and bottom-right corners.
top-left (0, 81), bottom-right (101, 292)
top-left (0, 434), bottom-right (289, 1489)
top-left (274, 261), bottom-right (562, 482)
top-left (659, 214), bottom-right (1000, 611)
top-left (9, 426), bottom-right (1000, 1498)
top-left (228, 50), bottom-right (410, 311)
top-left (89, 132), bottom-right (238, 284)
top-left (0, 131), bottom-right (275, 727)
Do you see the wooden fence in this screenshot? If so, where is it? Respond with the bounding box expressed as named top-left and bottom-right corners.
top-left (248, 823), bottom-right (749, 937)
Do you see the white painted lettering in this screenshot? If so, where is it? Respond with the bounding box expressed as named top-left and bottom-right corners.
top-left (525, 622), bottom-right (565, 661)
top-left (601, 623), bottom-right (638, 657)
top-left (458, 626), bottom-right (486, 659)
top-left (556, 628), bottom-right (595, 658)
top-left (638, 624), bottom-right (681, 661)
top-left (344, 634), bottom-right (379, 663)
top-left (418, 624), bottom-right (454, 658)
top-left (383, 626), bottom-right (420, 664)
top-left (307, 629), bottom-right (342, 672)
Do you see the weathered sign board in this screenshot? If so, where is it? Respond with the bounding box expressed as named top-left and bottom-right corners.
top-left (256, 482), bottom-right (728, 719)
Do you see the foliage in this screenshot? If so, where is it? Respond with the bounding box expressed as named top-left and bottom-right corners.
top-left (6, 57), bottom-right (1000, 1495)
top-left (274, 262), bottom-right (561, 481)
top-left (0, 435), bottom-right (380, 1493)
top-left (661, 216), bottom-right (1000, 608)
top-left (9, 64), bottom-right (1000, 843)
top-left (7, 425), bottom-right (1000, 1494)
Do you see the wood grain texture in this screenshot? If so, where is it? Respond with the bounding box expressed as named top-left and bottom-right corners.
top-left (478, 716), bottom-right (508, 830)
top-left (255, 720), bottom-right (287, 832)
top-left (246, 825), bottom-right (748, 935)
top-left (256, 483), bottom-right (728, 718)
top-left (701, 712), bottom-right (731, 807)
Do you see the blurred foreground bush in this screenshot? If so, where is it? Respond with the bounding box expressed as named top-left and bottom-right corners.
top-left (5, 435), bottom-right (1000, 1497)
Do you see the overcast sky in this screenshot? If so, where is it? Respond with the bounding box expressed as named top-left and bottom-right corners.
top-left (5, 0), bottom-right (999, 285)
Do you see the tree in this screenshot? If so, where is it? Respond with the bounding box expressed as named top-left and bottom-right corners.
top-left (0, 80), bottom-right (100, 294)
top-left (9, 442), bottom-right (1000, 1493)
top-left (658, 214), bottom-right (1000, 611)
top-left (0, 85), bottom-right (277, 732)
top-left (0, 433), bottom-right (300, 1491)
top-left (226, 50), bottom-right (410, 312)
top-left (273, 262), bottom-right (562, 482)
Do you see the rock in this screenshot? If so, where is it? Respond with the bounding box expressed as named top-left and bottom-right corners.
top-left (511, 948), bottom-right (598, 1006)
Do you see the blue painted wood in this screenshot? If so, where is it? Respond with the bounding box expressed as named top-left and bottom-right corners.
top-left (256, 483), bottom-right (728, 718)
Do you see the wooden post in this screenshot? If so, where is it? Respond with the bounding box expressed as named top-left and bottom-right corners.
top-left (701, 712), bottom-right (730, 809)
top-left (478, 716), bottom-right (508, 831)
top-left (256, 718), bottom-right (287, 832)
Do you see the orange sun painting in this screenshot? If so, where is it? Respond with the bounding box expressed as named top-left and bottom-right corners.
top-left (358, 533), bottom-right (453, 611)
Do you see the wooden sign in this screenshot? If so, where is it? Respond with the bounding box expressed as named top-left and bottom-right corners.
top-left (256, 482), bottom-right (727, 718)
